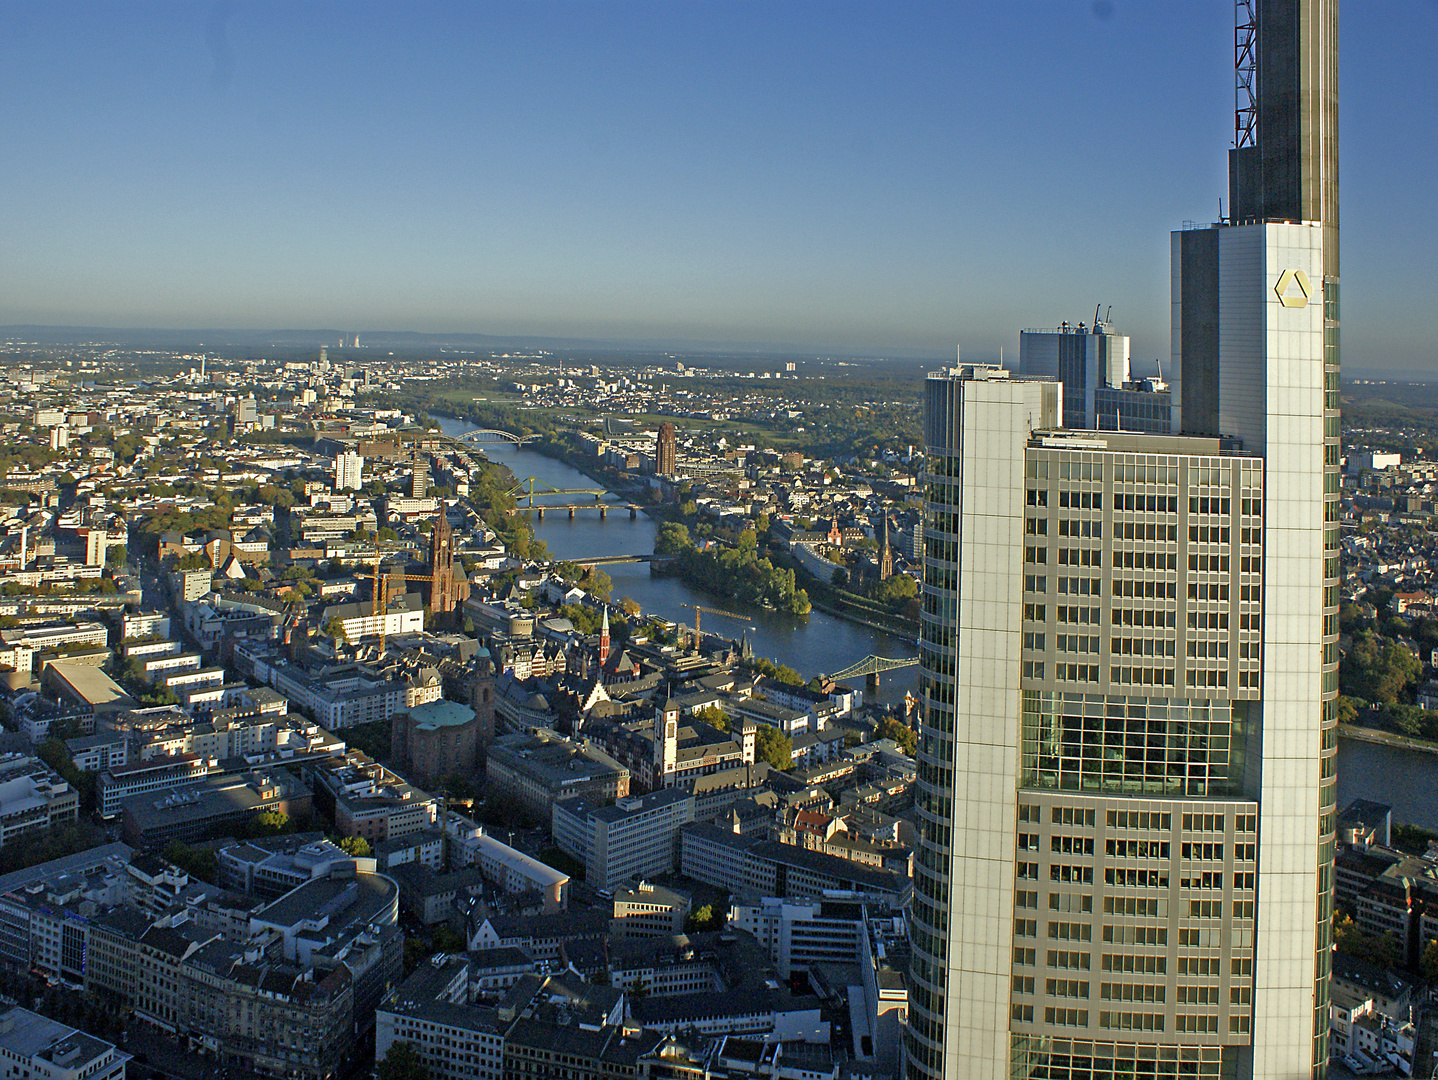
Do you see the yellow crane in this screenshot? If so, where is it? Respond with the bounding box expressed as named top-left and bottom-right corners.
top-left (679, 602), bottom-right (749, 643)
top-left (368, 550), bottom-right (432, 654)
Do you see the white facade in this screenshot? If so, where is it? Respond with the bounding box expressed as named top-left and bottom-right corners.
top-left (0, 1008), bottom-right (128, 1080)
top-left (911, 221), bottom-right (1330, 1080)
top-left (1221, 222), bottom-right (1328, 1079)
top-left (552, 788), bottom-right (695, 892)
top-left (334, 451), bottom-right (363, 492)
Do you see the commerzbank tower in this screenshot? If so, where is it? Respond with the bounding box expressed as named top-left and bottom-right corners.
top-left (905, 2), bottom-right (1340, 1078)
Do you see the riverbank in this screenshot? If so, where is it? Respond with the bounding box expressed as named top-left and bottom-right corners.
top-left (1339, 723), bottom-right (1438, 758)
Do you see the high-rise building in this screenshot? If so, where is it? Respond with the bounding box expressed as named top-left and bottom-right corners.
top-left (906, 5), bottom-right (1337, 1079)
top-left (1018, 321), bottom-right (1171, 435)
top-left (334, 451), bottom-right (363, 492)
top-left (656, 421), bottom-right (677, 476)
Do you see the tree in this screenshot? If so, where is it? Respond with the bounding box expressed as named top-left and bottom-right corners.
top-left (695, 705), bottom-right (730, 732)
top-left (831, 568), bottom-right (849, 588)
top-left (754, 725), bottom-right (793, 771)
top-left (876, 717), bottom-right (918, 757)
top-left (105, 544), bottom-right (127, 568)
top-left (337, 835), bottom-right (372, 858)
top-left (619, 596), bottom-right (642, 618)
top-left (583, 568), bottom-right (613, 600)
top-left (377, 1041), bottom-right (431, 1080)
top-left (685, 903), bottom-right (724, 933)
top-left (1421, 938), bottom-right (1438, 983)
top-left (323, 616), bottom-right (349, 645)
top-left (654, 522), bottom-right (691, 555)
top-left (162, 840), bottom-right (219, 883)
top-left (1334, 913), bottom-right (1402, 969)
top-left (1342, 631), bottom-right (1422, 704)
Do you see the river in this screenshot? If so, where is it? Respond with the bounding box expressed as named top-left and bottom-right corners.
top-left (441, 418), bottom-right (1438, 819)
top-left (1336, 738), bottom-right (1438, 831)
top-left (438, 416), bottom-right (919, 706)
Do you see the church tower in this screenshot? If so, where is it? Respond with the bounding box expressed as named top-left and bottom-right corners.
top-left (429, 509), bottom-right (457, 613)
top-left (653, 696), bottom-right (679, 787)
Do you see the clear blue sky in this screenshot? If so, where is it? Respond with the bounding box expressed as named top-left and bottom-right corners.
top-left (0, 2), bottom-right (1432, 370)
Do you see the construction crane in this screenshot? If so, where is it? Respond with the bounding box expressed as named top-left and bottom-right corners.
top-left (679, 602), bottom-right (750, 643)
top-left (367, 550), bottom-right (432, 654)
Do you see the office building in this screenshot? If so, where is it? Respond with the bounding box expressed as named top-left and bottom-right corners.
top-left (485, 729), bottom-right (630, 822)
top-left (119, 770), bottom-right (313, 849)
top-left (657, 421), bottom-right (677, 476)
top-left (905, 6), bottom-right (1337, 1079)
top-left (445, 814), bottom-right (570, 912)
top-left (1019, 322), bottom-right (1170, 435)
top-left (334, 450), bottom-right (364, 492)
top-left (0, 1007), bottom-right (129, 1080)
top-left (0, 754), bottom-right (80, 847)
top-left (611, 881), bottom-right (691, 938)
top-left (551, 787), bottom-right (696, 891)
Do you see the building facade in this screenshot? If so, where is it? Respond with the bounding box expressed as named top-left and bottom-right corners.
top-left (905, 5), bottom-right (1337, 1079)
top-left (657, 422), bottom-right (677, 477)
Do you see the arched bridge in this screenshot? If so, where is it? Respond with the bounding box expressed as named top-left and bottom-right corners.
top-left (459, 429), bottom-right (539, 446)
top-left (828, 654), bottom-right (919, 690)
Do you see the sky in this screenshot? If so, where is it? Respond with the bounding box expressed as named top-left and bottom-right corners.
top-left (0, 2), bottom-right (1433, 371)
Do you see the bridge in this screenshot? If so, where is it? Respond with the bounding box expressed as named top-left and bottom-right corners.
top-left (459, 429), bottom-right (539, 446)
top-left (507, 476), bottom-right (609, 506)
top-left (561, 553), bottom-right (680, 570)
top-left (828, 654), bottom-right (919, 691)
top-left (526, 503), bottom-right (645, 521)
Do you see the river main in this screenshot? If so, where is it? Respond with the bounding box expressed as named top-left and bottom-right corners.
top-left (439, 417), bottom-right (919, 706)
top-left (443, 419), bottom-right (1437, 823)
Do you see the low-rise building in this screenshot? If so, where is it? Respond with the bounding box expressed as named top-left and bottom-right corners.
top-left (486, 729), bottom-right (629, 822)
top-left (446, 815), bottom-right (569, 912)
top-left (376, 956), bottom-right (505, 1080)
top-left (120, 770), bottom-right (313, 850)
top-left (678, 824), bottom-right (912, 907)
top-left (611, 881), bottom-right (690, 938)
top-left (0, 1007), bottom-right (129, 1080)
top-left (0, 754), bottom-right (79, 848)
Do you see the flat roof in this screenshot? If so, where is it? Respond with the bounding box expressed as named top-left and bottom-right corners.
top-left (47, 661), bottom-right (135, 710)
top-left (0, 1007), bottom-right (120, 1071)
top-left (256, 869), bottom-right (398, 933)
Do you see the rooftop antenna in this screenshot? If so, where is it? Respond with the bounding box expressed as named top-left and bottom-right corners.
top-left (1105, 305), bottom-right (1112, 324)
top-left (1093, 303), bottom-right (1103, 329)
top-left (999, 346), bottom-right (1004, 369)
top-left (1219, 197), bottom-right (1225, 224)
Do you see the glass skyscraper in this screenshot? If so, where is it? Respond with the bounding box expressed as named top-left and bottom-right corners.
top-left (905, 4), bottom-right (1338, 1079)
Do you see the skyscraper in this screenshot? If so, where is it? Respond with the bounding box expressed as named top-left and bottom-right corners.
top-left (334, 451), bottom-right (363, 493)
top-left (656, 421), bottom-right (677, 476)
top-left (906, 5), bottom-right (1337, 1079)
top-left (1018, 320), bottom-right (1171, 435)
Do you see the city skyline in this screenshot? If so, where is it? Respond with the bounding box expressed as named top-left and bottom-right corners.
top-left (0, 3), bottom-right (1433, 372)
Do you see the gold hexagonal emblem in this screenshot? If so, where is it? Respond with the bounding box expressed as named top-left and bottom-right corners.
top-left (1274, 268), bottom-right (1311, 308)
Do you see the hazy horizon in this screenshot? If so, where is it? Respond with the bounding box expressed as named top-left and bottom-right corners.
top-left (1, 3), bottom-right (1433, 373)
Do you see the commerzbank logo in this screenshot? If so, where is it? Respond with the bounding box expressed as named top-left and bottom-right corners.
top-left (1274, 269), bottom-right (1311, 308)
